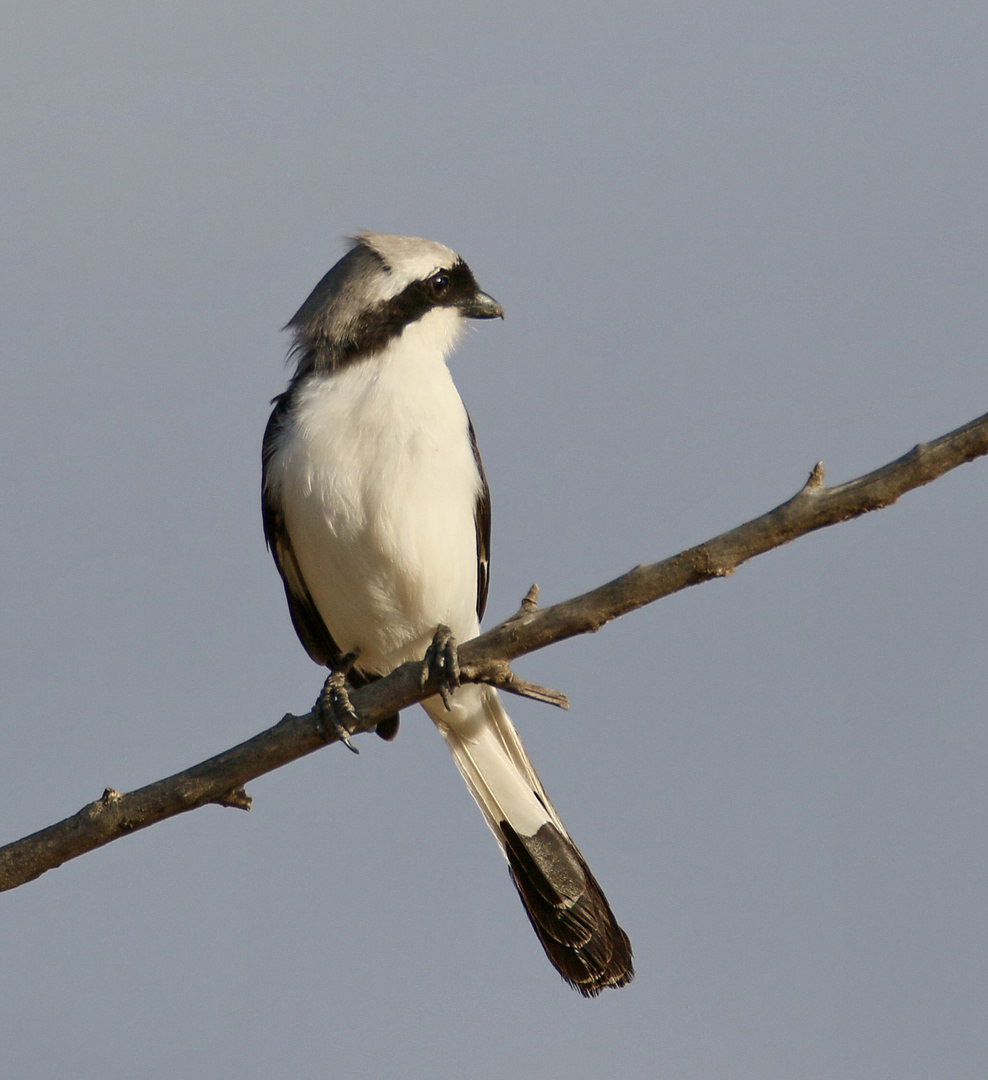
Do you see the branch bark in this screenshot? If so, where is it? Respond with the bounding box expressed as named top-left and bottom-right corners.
top-left (3, 409), bottom-right (987, 893)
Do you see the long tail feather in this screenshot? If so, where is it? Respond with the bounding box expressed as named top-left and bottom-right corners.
top-left (424, 685), bottom-right (634, 995)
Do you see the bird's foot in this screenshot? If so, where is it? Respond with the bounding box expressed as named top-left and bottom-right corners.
top-left (420, 624), bottom-right (461, 710)
top-left (315, 651), bottom-right (362, 754)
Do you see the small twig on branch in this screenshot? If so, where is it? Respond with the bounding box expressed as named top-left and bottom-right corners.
top-left (2, 409), bottom-right (986, 893)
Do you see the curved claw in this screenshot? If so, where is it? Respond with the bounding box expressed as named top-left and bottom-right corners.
top-left (315, 652), bottom-right (362, 754)
top-left (420, 624), bottom-right (461, 710)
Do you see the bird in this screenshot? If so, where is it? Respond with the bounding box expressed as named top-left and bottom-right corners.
top-left (261, 232), bottom-right (633, 996)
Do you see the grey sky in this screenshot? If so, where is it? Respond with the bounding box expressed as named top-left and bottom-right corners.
top-left (2, 3), bottom-right (987, 1077)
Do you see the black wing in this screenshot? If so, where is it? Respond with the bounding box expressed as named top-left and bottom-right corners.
top-left (262, 391), bottom-right (346, 668)
top-left (467, 414), bottom-right (491, 622)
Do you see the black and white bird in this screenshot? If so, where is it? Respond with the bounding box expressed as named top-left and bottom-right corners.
top-left (262, 232), bottom-right (633, 996)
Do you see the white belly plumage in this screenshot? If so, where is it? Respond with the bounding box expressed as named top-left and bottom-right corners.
top-left (265, 333), bottom-right (483, 677)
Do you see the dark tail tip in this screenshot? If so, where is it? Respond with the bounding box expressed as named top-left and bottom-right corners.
top-left (500, 820), bottom-right (634, 997)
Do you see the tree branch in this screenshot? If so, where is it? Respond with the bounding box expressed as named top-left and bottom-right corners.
top-left (3, 409), bottom-right (986, 893)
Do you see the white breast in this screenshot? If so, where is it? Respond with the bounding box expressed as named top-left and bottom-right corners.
top-left (265, 309), bottom-right (484, 676)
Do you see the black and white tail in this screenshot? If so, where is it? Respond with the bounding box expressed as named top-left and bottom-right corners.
top-left (423, 684), bottom-right (634, 996)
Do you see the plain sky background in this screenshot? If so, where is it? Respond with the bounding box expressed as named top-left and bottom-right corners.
top-left (2, 3), bottom-right (986, 1078)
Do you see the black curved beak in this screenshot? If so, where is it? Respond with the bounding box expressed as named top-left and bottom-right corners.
top-left (460, 289), bottom-right (504, 320)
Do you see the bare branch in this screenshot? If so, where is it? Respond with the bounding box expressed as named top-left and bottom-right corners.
top-left (2, 409), bottom-right (986, 893)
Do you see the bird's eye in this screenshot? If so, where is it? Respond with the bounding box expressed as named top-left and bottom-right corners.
top-left (430, 272), bottom-right (450, 295)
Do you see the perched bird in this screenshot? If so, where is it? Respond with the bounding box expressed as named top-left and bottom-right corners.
top-left (262, 232), bottom-right (633, 995)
